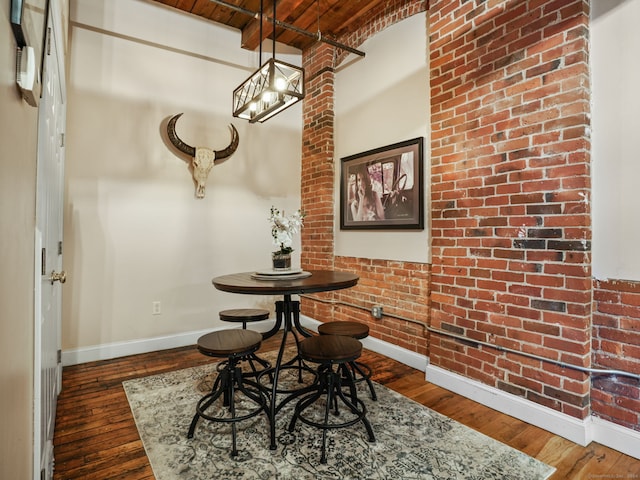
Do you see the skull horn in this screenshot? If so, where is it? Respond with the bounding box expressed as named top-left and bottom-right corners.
top-left (167, 113), bottom-right (196, 157)
top-left (214, 124), bottom-right (239, 161)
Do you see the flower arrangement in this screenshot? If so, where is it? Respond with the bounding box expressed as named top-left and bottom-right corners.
top-left (269, 205), bottom-right (305, 255)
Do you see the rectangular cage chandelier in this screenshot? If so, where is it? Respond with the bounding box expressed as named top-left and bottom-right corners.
top-left (232, 0), bottom-right (305, 123)
top-left (232, 58), bottom-right (304, 123)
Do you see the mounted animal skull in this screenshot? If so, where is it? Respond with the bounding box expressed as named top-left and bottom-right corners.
top-left (166, 113), bottom-right (239, 198)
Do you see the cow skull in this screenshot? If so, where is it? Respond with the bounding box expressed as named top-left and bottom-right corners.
top-left (166, 113), bottom-right (239, 198)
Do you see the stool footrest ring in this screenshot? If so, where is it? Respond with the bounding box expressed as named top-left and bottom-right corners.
top-left (287, 366), bottom-right (376, 464)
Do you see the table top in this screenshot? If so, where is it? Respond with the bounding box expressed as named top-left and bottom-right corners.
top-left (212, 270), bottom-right (359, 295)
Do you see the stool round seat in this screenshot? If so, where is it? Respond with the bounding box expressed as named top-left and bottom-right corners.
top-left (317, 321), bottom-right (369, 339)
top-left (197, 329), bottom-right (262, 358)
top-left (217, 310), bottom-right (272, 378)
top-left (317, 321), bottom-right (377, 401)
top-left (300, 335), bottom-right (362, 363)
top-left (220, 308), bottom-right (269, 324)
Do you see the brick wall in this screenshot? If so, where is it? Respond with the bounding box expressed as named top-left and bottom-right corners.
top-left (300, 41), bottom-right (337, 324)
top-left (337, 257), bottom-right (432, 354)
top-left (593, 280), bottom-right (640, 432)
top-left (429, 0), bottom-right (591, 418)
top-left (301, 0), bottom-right (595, 420)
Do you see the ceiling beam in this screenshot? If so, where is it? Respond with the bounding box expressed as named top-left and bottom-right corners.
top-left (206, 0), bottom-right (365, 56)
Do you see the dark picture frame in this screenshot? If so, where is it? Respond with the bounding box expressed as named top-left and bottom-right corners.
top-left (340, 137), bottom-right (424, 230)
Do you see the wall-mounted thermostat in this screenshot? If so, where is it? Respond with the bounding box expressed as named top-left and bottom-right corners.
top-left (16, 46), bottom-right (40, 107)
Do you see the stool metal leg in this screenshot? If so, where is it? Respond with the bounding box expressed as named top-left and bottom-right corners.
top-left (228, 366), bottom-right (238, 457)
top-left (334, 368), bottom-right (376, 442)
top-left (288, 363), bottom-right (375, 464)
top-left (188, 357), bottom-right (267, 458)
top-left (287, 376), bottom-right (326, 432)
top-left (350, 361), bottom-right (377, 401)
top-left (188, 368), bottom-right (230, 438)
top-left (338, 364), bottom-right (358, 404)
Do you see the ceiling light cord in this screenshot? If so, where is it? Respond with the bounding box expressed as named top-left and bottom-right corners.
top-left (316, 0), bottom-right (321, 40)
top-left (299, 294), bottom-right (640, 382)
top-left (271, 0), bottom-right (276, 59)
top-left (258, 0), bottom-right (263, 64)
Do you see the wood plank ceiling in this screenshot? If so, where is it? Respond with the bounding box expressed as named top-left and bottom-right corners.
top-left (151, 0), bottom-right (388, 52)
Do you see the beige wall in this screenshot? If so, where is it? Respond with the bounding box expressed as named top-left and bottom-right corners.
top-left (0, 0), bottom-right (39, 476)
top-left (334, 13), bottom-right (430, 263)
top-left (63, 0), bottom-right (303, 357)
top-left (591, 0), bottom-right (640, 281)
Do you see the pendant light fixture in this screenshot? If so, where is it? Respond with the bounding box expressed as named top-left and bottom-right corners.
top-left (232, 0), bottom-right (305, 123)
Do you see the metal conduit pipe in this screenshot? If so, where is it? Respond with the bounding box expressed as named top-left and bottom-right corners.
top-left (299, 294), bottom-right (640, 382)
top-left (207, 0), bottom-right (366, 57)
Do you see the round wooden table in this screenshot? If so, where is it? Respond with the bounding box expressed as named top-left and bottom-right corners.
top-left (212, 270), bottom-right (359, 296)
top-left (212, 269), bottom-right (359, 449)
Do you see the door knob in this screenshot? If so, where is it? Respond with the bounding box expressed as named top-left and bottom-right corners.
top-left (50, 270), bottom-right (66, 285)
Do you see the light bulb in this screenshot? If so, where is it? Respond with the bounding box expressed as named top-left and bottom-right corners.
top-left (275, 77), bottom-right (287, 91)
top-left (249, 102), bottom-right (257, 112)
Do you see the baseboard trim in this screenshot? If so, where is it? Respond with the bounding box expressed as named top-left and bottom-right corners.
top-left (591, 416), bottom-right (640, 460)
top-left (63, 316), bottom-right (428, 370)
top-left (61, 320), bottom-right (275, 366)
top-left (425, 363), bottom-right (640, 460)
top-left (425, 363), bottom-right (590, 445)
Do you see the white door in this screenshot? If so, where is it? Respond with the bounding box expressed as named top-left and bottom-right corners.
top-left (34, 5), bottom-right (66, 479)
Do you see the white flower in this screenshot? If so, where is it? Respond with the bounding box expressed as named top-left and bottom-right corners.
top-left (276, 230), bottom-right (292, 248)
top-left (269, 206), bottom-right (305, 254)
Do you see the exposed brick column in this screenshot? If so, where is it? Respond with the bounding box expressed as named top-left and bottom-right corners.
top-left (429, 0), bottom-right (592, 419)
top-left (300, 42), bottom-right (337, 321)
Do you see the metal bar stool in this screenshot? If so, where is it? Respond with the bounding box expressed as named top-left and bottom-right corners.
top-left (317, 321), bottom-right (377, 400)
top-left (286, 334), bottom-right (376, 464)
top-left (219, 308), bottom-right (271, 377)
top-left (187, 329), bottom-right (269, 457)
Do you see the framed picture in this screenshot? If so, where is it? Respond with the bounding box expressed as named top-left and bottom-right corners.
top-left (340, 137), bottom-right (424, 230)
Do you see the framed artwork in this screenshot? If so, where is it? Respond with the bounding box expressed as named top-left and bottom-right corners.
top-left (340, 137), bottom-right (424, 230)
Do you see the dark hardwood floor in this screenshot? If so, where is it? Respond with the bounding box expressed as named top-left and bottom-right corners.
top-left (53, 332), bottom-right (640, 479)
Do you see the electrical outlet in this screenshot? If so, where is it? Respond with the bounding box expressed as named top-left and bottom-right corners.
top-left (152, 301), bottom-right (161, 315)
top-left (371, 305), bottom-right (383, 319)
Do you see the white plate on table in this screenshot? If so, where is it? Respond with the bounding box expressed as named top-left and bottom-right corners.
top-left (254, 268), bottom-right (304, 276)
top-left (251, 269), bottom-right (312, 280)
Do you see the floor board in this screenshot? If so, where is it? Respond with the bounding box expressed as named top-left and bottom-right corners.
top-left (53, 332), bottom-right (640, 479)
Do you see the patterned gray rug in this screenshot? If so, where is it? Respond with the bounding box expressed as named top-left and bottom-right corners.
top-left (123, 356), bottom-right (555, 480)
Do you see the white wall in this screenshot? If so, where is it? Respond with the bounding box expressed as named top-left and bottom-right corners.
top-left (591, 0), bottom-right (640, 281)
top-left (0, 0), bottom-right (39, 475)
top-left (64, 0), bottom-right (303, 352)
top-left (334, 13), bottom-right (430, 263)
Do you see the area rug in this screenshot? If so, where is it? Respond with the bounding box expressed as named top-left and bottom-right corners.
top-left (123, 356), bottom-right (555, 480)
